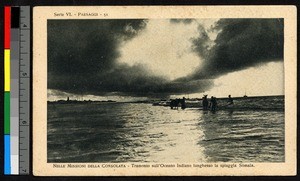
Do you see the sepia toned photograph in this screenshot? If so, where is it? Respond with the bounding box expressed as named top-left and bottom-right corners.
top-left (47, 18), bottom-right (285, 163)
top-left (33, 6), bottom-right (296, 176)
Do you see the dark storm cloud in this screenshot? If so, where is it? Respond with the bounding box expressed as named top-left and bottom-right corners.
top-left (48, 20), bottom-right (213, 96)
top-left (191, 24), bottom-right (213, 59)
top-left (48, 20), bottom-right (147, 74)
top-left (49, 19), bottom-right (283, 97)
top-left (49, 62), bottom-right (213, 96)
top-left (188, 19), bottom-right (284, 80)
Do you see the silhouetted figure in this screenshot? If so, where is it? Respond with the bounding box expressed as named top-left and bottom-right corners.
top-left (210, 96), bottom-right (217, 111)
top-left (181, 97), bottom-right (186, 109)
top-left (170, 99), bottom-right (175, 109)
top-left (170, 99), bottom-right (179, 109)
top-left (202, 95), bottom-right (208, 110)
top-left (227, 95), bottom-right (233, 105)
top-left (67, 97), bottom-right (69, 101)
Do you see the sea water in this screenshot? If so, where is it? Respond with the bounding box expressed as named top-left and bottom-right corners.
top-left (47, 96), bottom-right (284, 163)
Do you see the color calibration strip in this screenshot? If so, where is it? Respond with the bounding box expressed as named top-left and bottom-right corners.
top-left (4, 6), bottom-right (11, 175)
top-left (4, 6), bottom-right (30, 175)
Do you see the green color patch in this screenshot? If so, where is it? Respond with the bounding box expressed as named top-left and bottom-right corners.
top-left (4, 92), bottom-right (10, 134)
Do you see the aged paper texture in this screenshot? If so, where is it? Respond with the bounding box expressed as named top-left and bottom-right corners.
top-left (33, 6), bottom-right (297, 176)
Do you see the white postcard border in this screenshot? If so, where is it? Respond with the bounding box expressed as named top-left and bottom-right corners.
top-left (33, 6), bottom-right (297, 176)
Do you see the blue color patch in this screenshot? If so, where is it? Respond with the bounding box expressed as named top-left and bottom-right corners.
top-left (4, 135), bottom-right (11, 174)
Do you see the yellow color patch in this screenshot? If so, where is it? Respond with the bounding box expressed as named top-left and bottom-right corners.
top-left (4, 49), bottom-right (10, 91)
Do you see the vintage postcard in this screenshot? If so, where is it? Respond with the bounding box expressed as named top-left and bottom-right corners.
top-left (33, 6), bottom-right (297, 176)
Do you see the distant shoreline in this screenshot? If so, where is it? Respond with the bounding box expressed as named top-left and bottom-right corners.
top-left (47, 95), bottom-right (284, 104)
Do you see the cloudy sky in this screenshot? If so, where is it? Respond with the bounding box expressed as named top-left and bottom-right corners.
top-left (47, 19), bottom-right (284, 101)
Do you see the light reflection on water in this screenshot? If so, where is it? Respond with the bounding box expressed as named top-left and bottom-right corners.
top-left (48, 101), bottom-right (284, 163)
top-left (119, 105), bottom-right (207, 162)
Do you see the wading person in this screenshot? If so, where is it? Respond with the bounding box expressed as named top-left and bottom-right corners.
top-left (210, 96), bottom-right (217, 111)
top-left (227, 95), bottom-right (233, 105)
top-left (181, 97), bottom-right (186, 109)
top-left (202, 95), bottom-right (208, 110)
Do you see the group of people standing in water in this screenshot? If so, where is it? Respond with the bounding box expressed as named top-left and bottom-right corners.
top-left (170, 95), bottom-right (234, 111)
top-left (170, 97), bottom-right (186, 110)
top-left (202, 95), bottom-right (233, 111)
